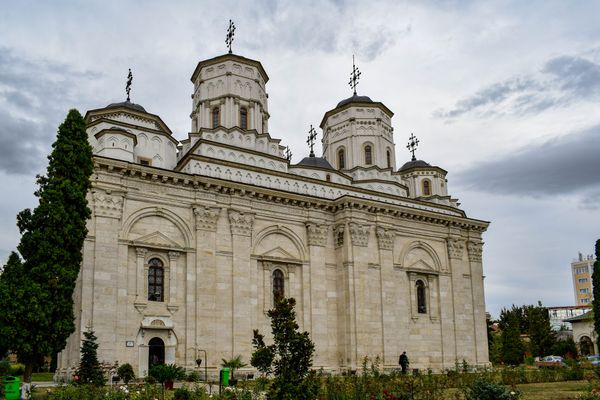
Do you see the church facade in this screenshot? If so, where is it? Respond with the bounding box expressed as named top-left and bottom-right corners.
top-left (56, 52), bottom-right (489, 378)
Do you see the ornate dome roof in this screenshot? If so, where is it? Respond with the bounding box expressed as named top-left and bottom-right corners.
top-left (106, 100), bottom-right (147, 113)
top-left (399, 159), bottom-right (431, 171)
top-left (296, 156), bottom-right (335, 170)
top-left (336, 94), bottom-right (373, 108)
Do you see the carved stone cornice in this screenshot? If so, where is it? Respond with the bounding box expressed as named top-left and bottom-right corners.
top-left (228, 209), bottom-right (254, 236)
top-left (306, 222), bottom-right (328, 247)
top-left (349, 223), bottom-right (370, 247)
top-left (334, 224), bottom-right (345, 248)
top-left (93, 191), bottom-right (123, 219)
top-left (447, 238), bottom-right (465, 260)
top-left (467, 241), bottom-right (483, 263)
top-left (193, 206), bottom-right (221, 231)
top-left (375, 227), bottom-right (395, 251)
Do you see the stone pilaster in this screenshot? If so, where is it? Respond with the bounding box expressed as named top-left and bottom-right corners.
top-left (376, 226), bottom-right (395, 366)
top-left (468, 240), bottom-right (487, 365)
top-left (305, 222), bottom-right (329, 367)
top-left (447, 237), bottom-right (465, 261)
top-left (349, 222), bottom-right (370, 247)
top-left (375, 227), bottom-right (394, 251)
top-left (168, 251), bottom-right (180, 311)
top-left (135, 247), bottom-right (148, 309)
top-left (228, 209), bottom-right (254, 357)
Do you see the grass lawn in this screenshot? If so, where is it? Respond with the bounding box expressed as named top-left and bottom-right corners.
top-left (27, 372), bottom-right (55, 382)
top-left (517, 380), bottom-right (590, 400)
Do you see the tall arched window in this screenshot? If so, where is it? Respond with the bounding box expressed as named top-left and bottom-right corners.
top-left (212, 107), bottom-right (220, 128)
top-left (416, 280), bottom-right (426, 313)
top-left (240, 107), bottom-right (248, 130)
top-left (148, 258), bottom-right (164, 302)
top-left (422, 179), bottom-right (431, 196)
top-left (365, 145), bottom-right (372, 165)
top-left (338, 148), bottom-right (345, 169)
top-left (272, 269), bottom-right (285, 302)
top-left (386, 149), bottom-right (392, 168)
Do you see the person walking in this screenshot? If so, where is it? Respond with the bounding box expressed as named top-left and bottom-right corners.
top-left (399, 351), bottom-right (409, 374)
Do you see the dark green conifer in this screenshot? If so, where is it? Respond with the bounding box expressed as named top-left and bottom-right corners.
top-left (76, 328), bottom-right (106, 386)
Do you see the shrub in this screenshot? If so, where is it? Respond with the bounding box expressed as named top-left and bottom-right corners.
top-left (463, 377), bottom-right (521, 400)
top-left (186, 370), bottom-right (201, 382)
top-left (173, 387), bottom-right (192, 400)
top-left (117, 363), bottom-right (135, 384)
top-left (9, 363), bottom-right (25, 376)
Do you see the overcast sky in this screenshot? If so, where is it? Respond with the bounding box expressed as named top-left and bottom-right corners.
top-left (1, 0), bottom-right (599, 318)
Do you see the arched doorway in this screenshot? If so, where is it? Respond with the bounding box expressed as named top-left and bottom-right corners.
top-left (580, 336), bottom-right (594, 356)
top-left (148, 337), bottom-right (165, 367)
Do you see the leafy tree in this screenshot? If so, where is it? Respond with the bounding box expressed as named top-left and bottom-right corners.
top-left (0, 109), bottom-right (93, 382)
top-left (526, 302), bottom-right (555, 357)
top-left (117, 363), bottom-right (135, 384)
top-left (593, 239), bottom-right (600, 349)
top-left (220, 355), bottom-right (247, 382)
top-left (251, 297), bottom-right (319, 400)
top-left (552, 338), bottom-right (578, 359)
top-left (501, 311), bottom-right (524, 365)
top-left (76, 328), bottom-right (106, 386)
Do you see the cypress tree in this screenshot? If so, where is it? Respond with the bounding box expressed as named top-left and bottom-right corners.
top-left (526, 302), bottom-right (555, 357)
top-left (0, 109), bottom-right (93, 382)
top-left (76, 328), bottom-right (106, 386)
top-left (501, 311), bottom-right (524, 365)
top-left (593, 240), bottom-right (600, 348)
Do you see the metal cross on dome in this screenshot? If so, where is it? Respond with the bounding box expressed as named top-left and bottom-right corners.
top-left (126, 68), bottom-right (133, 102)
top-left (226, 20), bottom-right (236, 54)
top-left (284, 146), bottom-right (292, 162)
top-left (348, 55), bottom-right (361, 96)
top-left (406, 133), bottom-right (419, 161)
top-left (307, 125), bottom-right (317, 157)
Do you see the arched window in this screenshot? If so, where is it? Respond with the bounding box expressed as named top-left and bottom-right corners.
top-left (422, 179), bottom-right (431, 196)
top-left (416, 280), bottom-right (426, 313)
top-left (212, 107), bottom-right (220, 128)
top-left (386, 149), bottom-right (392, 168)
top-left (148, 258), bottom-right (164, 302)
top-left (326, 174), bottom-right (331, 182)
top-left (272, 269), bottom-right (285, 302)
top-left (240, 107), bottom-right (248, 130)
top-left (365, 145), bottom-right (372, 165)
top-left (338, 148), bottom-right (345, 169)
top-left (148, 337), bottom-right (165, 367)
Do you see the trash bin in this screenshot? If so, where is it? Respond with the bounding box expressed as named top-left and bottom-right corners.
top-left (220, 367), bottom-right (230, 386)
top-left (4, 376), bottom-right (20, 400)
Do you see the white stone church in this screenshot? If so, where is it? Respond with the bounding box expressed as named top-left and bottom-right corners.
top-left (56, 51), bottom-right (490, 378)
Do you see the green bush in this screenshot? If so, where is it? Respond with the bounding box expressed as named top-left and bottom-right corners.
top-left (9, 363), bottom-right (25, 376)
top-left (186, 370), bottom-right (201, 382)
top-left (463, 377), bottom-right (520, 400)
top-left (117, 363), bottom-right (135, 384)
top-left (174, 387), bottom-right (192, 400)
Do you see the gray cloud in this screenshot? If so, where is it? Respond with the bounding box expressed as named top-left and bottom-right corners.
top-left (0, 48), bottom-right (101, 174)
top-left (434, 54), bottom-right (600, 120)
top-left (455, 124), bottom-right (600, 199)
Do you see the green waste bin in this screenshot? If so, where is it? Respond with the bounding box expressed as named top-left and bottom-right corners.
top-left (4, 376), bottom-right (21, 400)
top-left (220, 367), bottom-right (230, 386)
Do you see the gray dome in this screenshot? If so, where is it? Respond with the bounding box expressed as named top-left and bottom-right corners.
top-left (106, 100), bottom-right (147, 112)
top-left (399, 159), bottom-right (431, 171)
top-left (296, 156), bottom-right (335, 170)
top-left (336, 94), bottom-right (373, 108)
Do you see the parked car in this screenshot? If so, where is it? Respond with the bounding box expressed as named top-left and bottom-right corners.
top-left (536, 355), bottom-right (566, 368)
top-left (584, 355), bottom-right (600, 365)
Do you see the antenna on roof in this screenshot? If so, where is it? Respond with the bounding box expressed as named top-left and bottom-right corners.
top-left (126, 69), bottom-right (133, 102)
top-left (406, 133), bottom-right (419, 161)
top-left (307, 125), bottom-right (317, 157)
top-left (226, 20), bottom-right (236, 54)
top-left (348, 55), bottom-right (361, 96)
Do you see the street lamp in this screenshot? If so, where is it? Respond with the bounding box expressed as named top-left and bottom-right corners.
top-left (196, 349), bottom-right (209, 393)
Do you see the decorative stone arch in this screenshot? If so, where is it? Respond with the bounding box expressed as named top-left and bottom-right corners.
top-left (398, 240), bottom-right (442, 272)
top-left (121, 206), bottom-right (193, 249)
top-left (577, 334), bottom-right (595, 356)
top-left (253, 225), bottom-right (308, 262)
top-left (136, 317), bottom-right (178, 377)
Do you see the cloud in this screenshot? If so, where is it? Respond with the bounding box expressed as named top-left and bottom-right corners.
top-left (455, 124), bottom-right (600, 199)
top-left (0, 48), bottom-right (101, 174)
top-left (434, 54), bottom-right (600, 120)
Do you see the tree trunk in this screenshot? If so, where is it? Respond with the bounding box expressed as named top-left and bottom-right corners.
top-left (24, 361), bottom-right (34, 383)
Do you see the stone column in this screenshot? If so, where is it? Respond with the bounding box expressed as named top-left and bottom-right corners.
top-left (228, 209), bottom-right (255, 358)
top-left (305, 222), bottom-right (329, 367)
top-left (468, 239), bottom-right (488, 365)
top-left (376, 227), bottom-right (395, 367)
top-left (446, 234), bottom-right (466, 366)
top-left (193, 206), bottom-right (220, 371)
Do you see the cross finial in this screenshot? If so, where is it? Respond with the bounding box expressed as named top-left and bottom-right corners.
top-left (406, 133), bottom-right (420, 161)
top-left (284, 146), bottom-right (292, 162)
top-left (307, 125), bottom-right (317, 157)
top-left (226, 20), bottom-right (236, 54)
top-left (348, 55), bottom-right (361, 96)
top-left (126, 68), bottom-right (133, 102)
